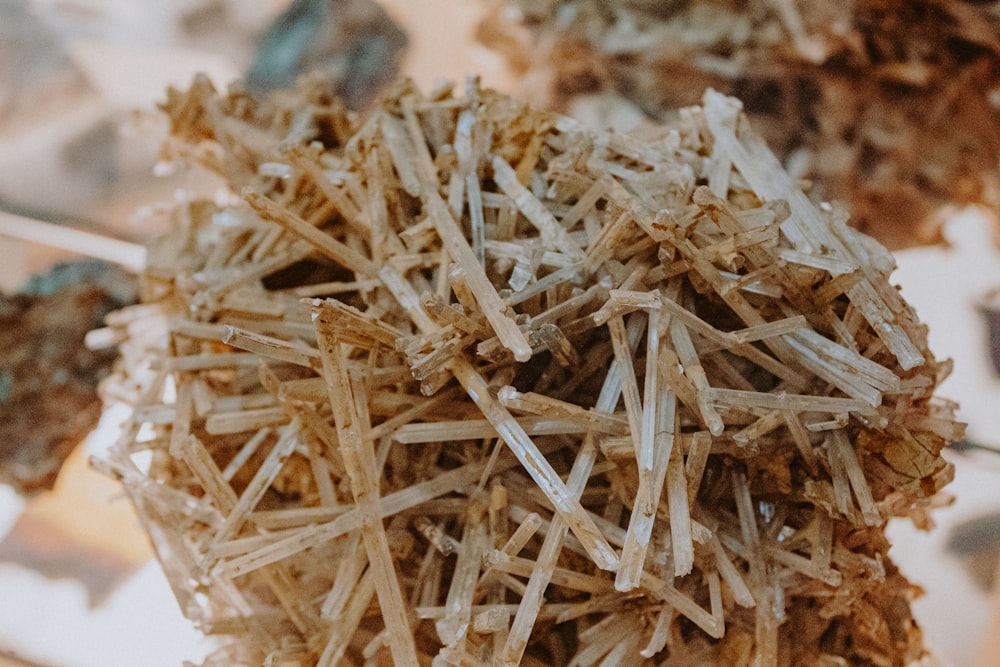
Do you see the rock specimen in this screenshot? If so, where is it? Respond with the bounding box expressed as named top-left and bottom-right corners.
top-left (0, 260), bottom-right (135, 494)
top-left (98, 74), bottom-right (962, 665)
top-left (245, 0), bottom-right (407, 111)
top-left (479, 0), bottom-right (1000, 249)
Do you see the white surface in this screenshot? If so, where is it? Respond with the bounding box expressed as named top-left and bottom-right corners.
top-left (0, 561), bottom-right (211, 667)
top-left (0, 405), bottom-right (211, 667)
top-left (888, 208), bottom-right (1000, 667)
top-left (888, 454), bottom-right (1000, 667)
top-left (892, 209), bottom-right (1000, 445)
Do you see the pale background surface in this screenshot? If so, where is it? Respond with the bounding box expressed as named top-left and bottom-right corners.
top-left (1, 2), bottom-right (999, 666)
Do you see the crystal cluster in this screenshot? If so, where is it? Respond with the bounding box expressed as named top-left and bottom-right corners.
top-left (97, 75), bottom-right (961, 666)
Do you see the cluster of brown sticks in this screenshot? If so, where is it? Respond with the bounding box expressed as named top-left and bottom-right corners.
top-left (96, 75), bottom-right (962, 666)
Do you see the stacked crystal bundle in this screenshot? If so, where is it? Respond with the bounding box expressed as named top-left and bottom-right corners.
top-left (96, 75), bottom-right (962, 666)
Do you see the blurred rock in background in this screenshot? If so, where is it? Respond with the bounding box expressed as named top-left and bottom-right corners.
top-left (478, 0), bottom-right (1000, 250)
top-left (246, 0), bottom-right (407, 110)
top-left (0, 261), bottom-right (136, 495)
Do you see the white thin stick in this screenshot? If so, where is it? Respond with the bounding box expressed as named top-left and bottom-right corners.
top-left (607, 315), bottom-right (644, 458)
top-left (0, 211), bottom-right (146, 272)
